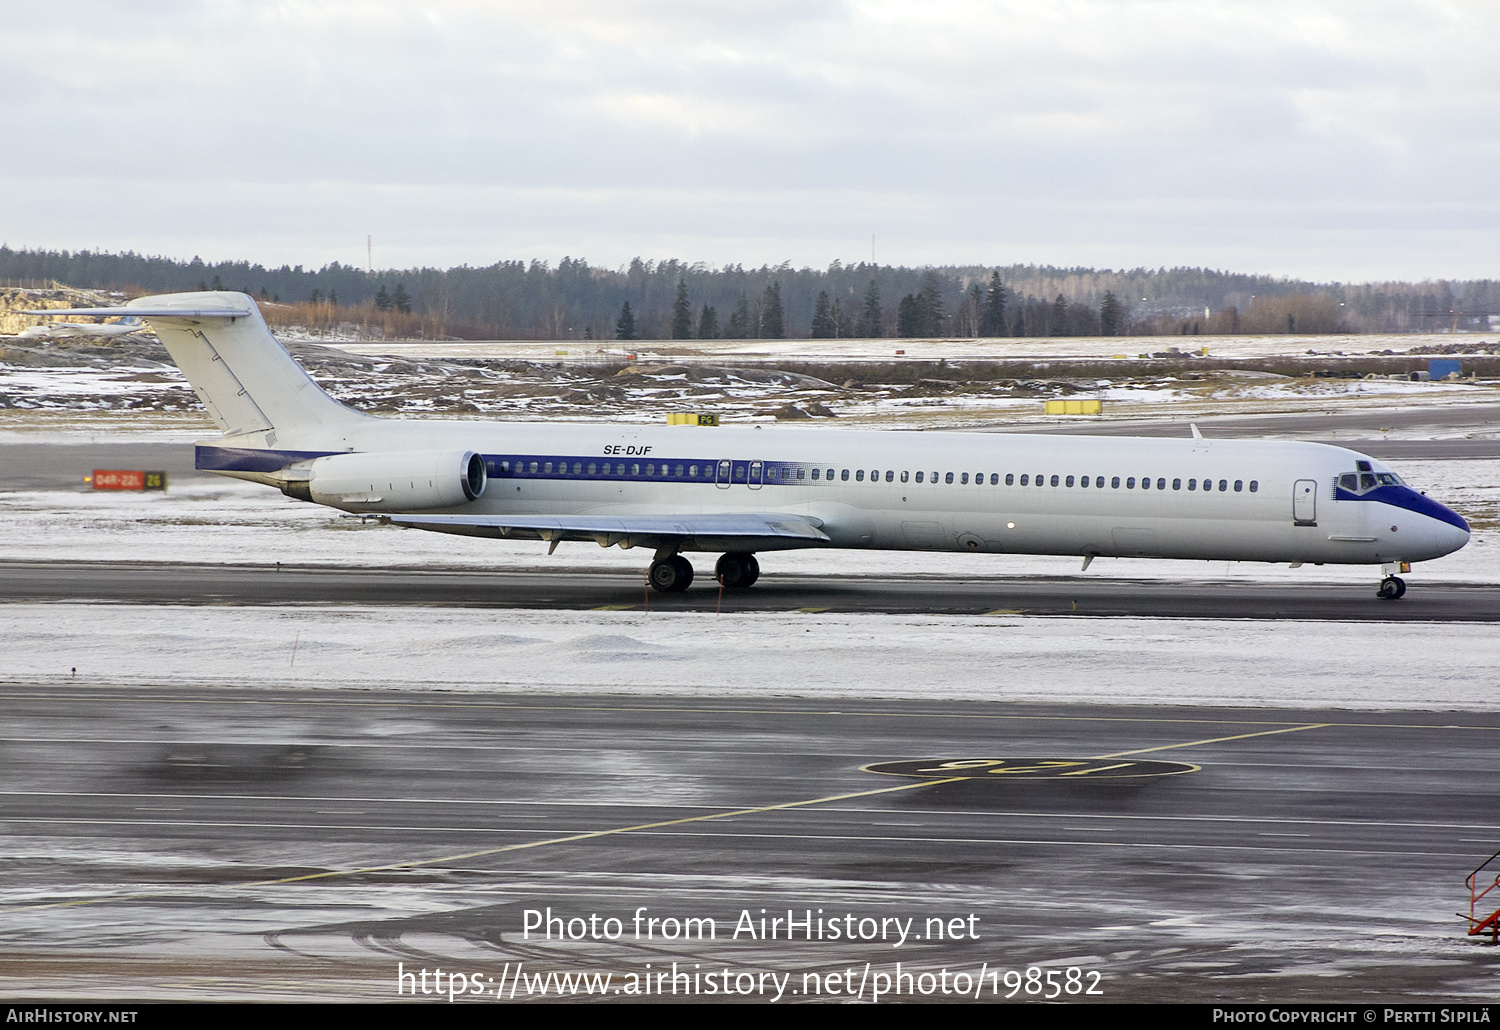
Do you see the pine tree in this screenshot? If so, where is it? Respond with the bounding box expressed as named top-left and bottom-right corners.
top-left (760, 281), bottom-right (785, 339)
top-left (858, 280), bottom-right (883, 338)
top-left (696, 305), bottom-right (719, 340)
top-left (615, 301), bottom-right (637, 340)
top-left (810, 291), bottom-right (833, 338)
top-left (897, 294), bottom-right (920, 338)
top-left (375, 285), bottom-right (391, 311)
top-left (979, 272), bottom-right (1008, 337)
top-left (916, 271), bottom-right (944, 336)
top-left (725, 296), bottom-right (750, 339)
top-left (832, 298), bottom-right (853, 338)
top-left (671, 278), bottom-right (692, 339)
top-left (392, 283), bottom-right (411, 314)
top-left (1099, 290), bottom-right (1122, 336)
top-left (1050, 294), bottom-right (1069, 337)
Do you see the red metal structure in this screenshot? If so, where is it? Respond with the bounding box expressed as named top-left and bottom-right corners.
top-left (1465, 848), bottom-right (1500, 943)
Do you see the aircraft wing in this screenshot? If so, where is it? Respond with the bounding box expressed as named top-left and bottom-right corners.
top-left (386, 511), bottom-right (830, 550)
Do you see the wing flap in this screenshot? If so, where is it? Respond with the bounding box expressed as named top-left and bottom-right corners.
top-left (387, 511), bottom-right (830, 546)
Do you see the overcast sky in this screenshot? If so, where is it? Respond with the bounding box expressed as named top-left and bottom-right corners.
top-left (3, 1), bottom-right (1494, 280)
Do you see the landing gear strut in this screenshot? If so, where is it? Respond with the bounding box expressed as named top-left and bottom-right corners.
top-left (715, 552), bottom-right (760, 589)
top-left (648, 555), bottom-right (695, 593)
top-left (1377, 576), bottom-right (1407, 600)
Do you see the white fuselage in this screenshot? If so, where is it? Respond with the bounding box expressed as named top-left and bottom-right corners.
top-left (211, 417), bottom-right (1471, 566)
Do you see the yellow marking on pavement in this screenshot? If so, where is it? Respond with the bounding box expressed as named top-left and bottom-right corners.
top-left (591, 604), bottom-right (635, 611)
top-left (1093, 723), bottom-right (1330, 759)
top-left (796, 606), bottom-right (829, 613)
top-left (11, 777), bottom-right (967, 911)
top-left (1059, 762), bottom-right (1136, 777)
top-left (985, 609), bottom-right (1024, 615)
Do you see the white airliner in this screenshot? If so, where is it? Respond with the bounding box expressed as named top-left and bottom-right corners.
top-left (16, 316), bottom-right (144, 340)
top-left (30, 292), bottom-right (1470, 599)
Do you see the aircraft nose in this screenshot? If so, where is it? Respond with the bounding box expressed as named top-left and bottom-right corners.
top-left (1437, 517), bottom-right (1471, 556)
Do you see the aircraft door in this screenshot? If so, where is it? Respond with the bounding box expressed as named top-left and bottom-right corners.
top-left (1293, 479), bottom-right (1317, 525)
top-left (748, 460), bottom-right (763, 490)
top-left (715, 458), bottom-right (733, 489)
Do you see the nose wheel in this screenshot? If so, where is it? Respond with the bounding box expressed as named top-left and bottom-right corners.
top-left (1377, 576), bottom-right (1407, 600)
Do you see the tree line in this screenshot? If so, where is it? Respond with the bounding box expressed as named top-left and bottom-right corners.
top-left (1, 245), bottom-right (1493, 339)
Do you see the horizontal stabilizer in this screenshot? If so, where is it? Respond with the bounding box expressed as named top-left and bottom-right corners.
top-left (23, 305), bottom-right (253, 319)
top-left (388, 511), bottom-right (830, 546)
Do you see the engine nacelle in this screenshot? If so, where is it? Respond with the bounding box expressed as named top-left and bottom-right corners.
top-left (283, 449), bottom-right (487, 510)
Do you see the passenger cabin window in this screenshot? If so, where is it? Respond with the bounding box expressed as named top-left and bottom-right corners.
top-left (854, 469), bottom-right (863, 481)
top-left (945, 472), bottom-right (954, 484)
top-left (887, 471), bottom-right (896, 483)
top-left (1173, 478), bottom-right (1182, 490)
top-left (1006, 474), bottom-right (1015, 485)
top-left (1249, 480), bottom-right (1258, 492)
top-left (841, 469), bottom-right (849, 481)
top-left (1050, 475), bottom-right (1060, 487)
top-left (1112, 476), bottom-right (1121, 488)
top-left (960, 473), bottom-right (969, 484)
top-left (901, 471), bottom-right (909, 483)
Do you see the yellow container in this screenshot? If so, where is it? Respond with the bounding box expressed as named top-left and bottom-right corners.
top-left (1045, 399), bottom-right (1102, 415)
top-left (667, 412), bottom-right (719, 426)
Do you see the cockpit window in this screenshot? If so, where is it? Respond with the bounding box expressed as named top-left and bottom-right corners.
top-left (1377, 473), bottom-right (1403, 486)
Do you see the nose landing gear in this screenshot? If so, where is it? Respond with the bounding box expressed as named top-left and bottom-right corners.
top-left (1377, 576), bottom-right (1407, 600)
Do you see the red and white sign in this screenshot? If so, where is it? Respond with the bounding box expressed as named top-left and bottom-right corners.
top-left (92, 470), bottom-right (167, 491)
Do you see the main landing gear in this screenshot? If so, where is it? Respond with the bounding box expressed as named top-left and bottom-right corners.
top-left (1377, 576), bottom-right (1407, 600)
top-left (714, 551), bottom-right (760, 589)
top-left (646, 552), bottom-right (760, 593)
top-left (648, 555), bottom-right (695, 593)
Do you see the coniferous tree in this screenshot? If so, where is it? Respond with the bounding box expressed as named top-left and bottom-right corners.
top-left (375, 285), bottom-right (392, 311)
top-left (724, 296), bottom-right (750, 339)
top-left (810, 291), bottom-right (833, 338)
top-left (1100, 290), bottom-right (1122, 336)
top-left (1050, 294), bottom-right (1068, 336)
top-left (916, 271), bottom-right (944, 336)
top-left (832, 299), bottom-right (853, 338)
top-left (696, 305), bottom-right (719, 340)
top-left (858, 280), bottom-right (883, 338)
top-left (897, 294), bottom-right (921, 338)
top-left (979, 272), bottom-right (1008, 337)
top-left (671, 278), bottom-right (692, 339)
top-left (392, 283), bottom-right (411, 314)
top-left (615, 300), bottom-right (637, 340)
top-left (760, 281), bottom-right (785, 339)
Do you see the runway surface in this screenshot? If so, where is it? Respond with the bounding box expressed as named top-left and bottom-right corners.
top-left (5, 559), bottom-right (1497, 621)
top-left (4, 685), bottom-right (1497, 1002)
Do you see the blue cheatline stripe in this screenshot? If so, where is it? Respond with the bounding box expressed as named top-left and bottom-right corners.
top-left (485, 455), bottom-right (816, 485)
top-left (195, 446), bottom-right (337, 472)
top-left (1339, 484), bottom-right (1470, 532)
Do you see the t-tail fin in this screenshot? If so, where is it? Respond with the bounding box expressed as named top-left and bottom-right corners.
top-left (26, 291), bottom-right (367, 435)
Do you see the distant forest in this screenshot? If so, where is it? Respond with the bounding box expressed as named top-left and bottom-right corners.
top-left (2, 246), bottom-right (1495, 340)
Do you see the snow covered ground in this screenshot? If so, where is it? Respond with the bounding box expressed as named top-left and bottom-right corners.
top-left (4, 340), bottom-right (1497, 713)
top-left (4, 603), bottom-right (1497, 711)
top-left (2, 455), bottom-right (1496, 712)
